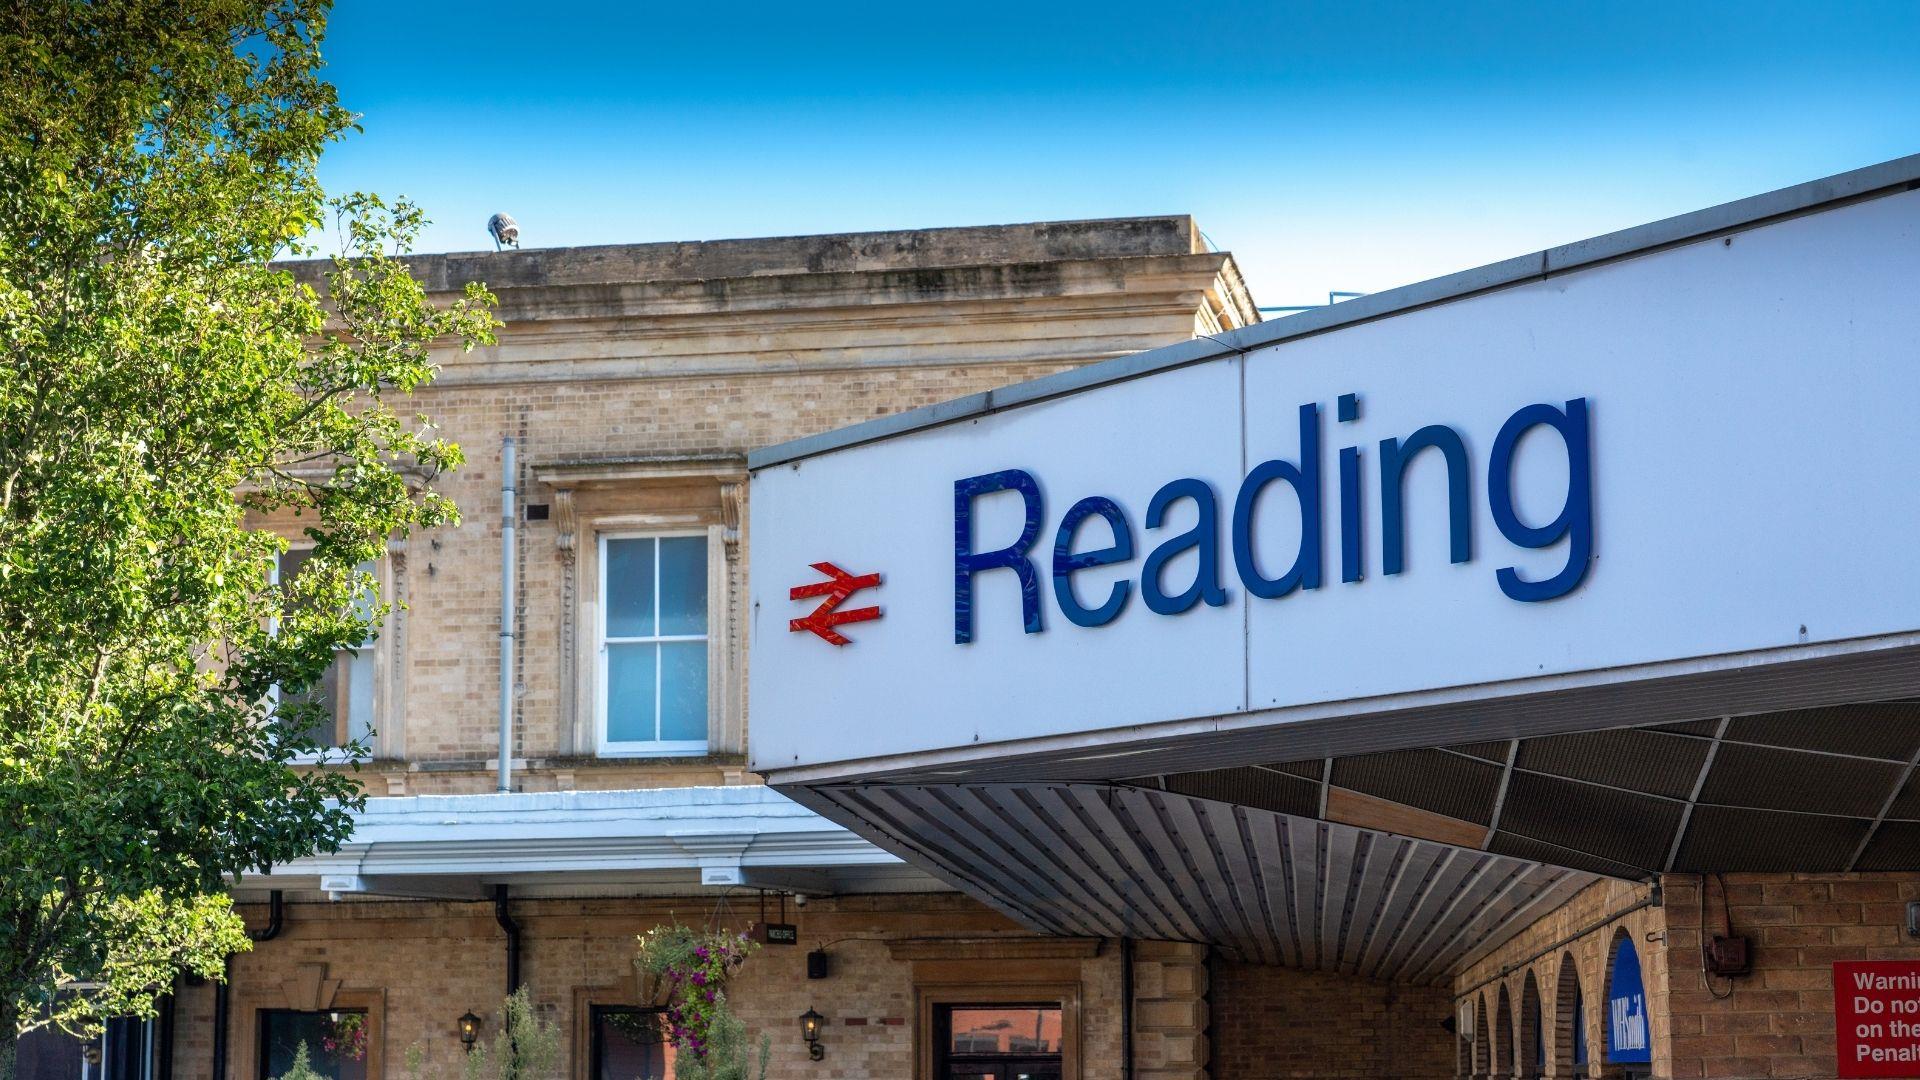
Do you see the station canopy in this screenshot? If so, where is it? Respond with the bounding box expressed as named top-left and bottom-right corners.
top-left (747, 154), bottom-right (1920, 983)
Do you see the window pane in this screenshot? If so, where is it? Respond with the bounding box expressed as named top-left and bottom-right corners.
top-left (348, 560), bottom-right (377, 645)
top-left (606, 643), bottom-right (658, 743)
top-left (946, 1007), bottom-right (1062, 1055)
top-left (605, 538), bottom-right (656, 638)
top-left (658, 536), bottom-right (708, 636)
top-left (279, 676), bottom-right (335, 750)
top-left (593, 1007), bottom-right (675, 1080)
top-left (258, 1010), bottom-right (368, 1080)
top-left (278, 548), bottom-right (314, 586)
top-left (343, 648), bottom-right (375, 746)
top-left (659, 641), bottom-right (708, 742)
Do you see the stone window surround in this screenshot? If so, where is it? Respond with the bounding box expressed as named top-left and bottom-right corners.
top-left (535, 456), bottom-right (746, 759)
top-left (888, 937), bottom-right (1100, 1080)
top-left (571, 983), bottom-right (672, 1080)
top-left (229, 962), bottom-right (386, 1079)
top-left (270, 542), bottom-right (408, 763)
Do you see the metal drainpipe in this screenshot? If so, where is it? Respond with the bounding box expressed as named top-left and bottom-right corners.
top-left (1120, 937), bottom-right (1135, 1080)
top-left (494, 884), bottom-right (521, 997)
top-left (498, 437), bottom-right (516, 793)
top-left (212, 891), bottom-right (283, 1080)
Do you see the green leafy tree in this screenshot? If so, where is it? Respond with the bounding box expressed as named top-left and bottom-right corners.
top-left (0, 1), bottom-right (495, 1072)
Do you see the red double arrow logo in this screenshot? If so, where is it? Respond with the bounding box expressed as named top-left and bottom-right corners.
top-left (789, 562), bottom-right (882, 646)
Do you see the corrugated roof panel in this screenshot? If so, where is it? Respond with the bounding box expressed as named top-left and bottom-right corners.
top-left (1161, 767), bottom-right (1320, 817)
top-left (1672, 805), bottom-right (1869, 873)
top-left (1516, 729), bottom-right (1708, 799)
top-left (1332, 749), bottom-right (1503, 825)
top-left (1494, 772), bottom-right (1682, 872)
top-left (1724, 701), bottom-right (1920, 761)
top-left (1697, 743), bottom-right (1902, 818)
top-left (812, 783), bottom-right (1596, 984)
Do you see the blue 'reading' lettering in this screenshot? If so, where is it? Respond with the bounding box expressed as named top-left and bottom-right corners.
top-left (953, 469), bottom-right (1044, 644)
top-left (1490, 399), bottom-right (1593, 602)
top-left (951, 395), bottom-right (1596, 640)
top-left (1052, 496), bottom-right (1133, 627)
top-left (1141, 478), bottom-right (1228, 615)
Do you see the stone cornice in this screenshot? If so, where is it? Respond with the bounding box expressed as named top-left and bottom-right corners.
top-left (298, 215), bottom-right (1203, 293)
top-left (444, 253), bottom-right (1240, 323)
top-left (533, 455), bottom-right (747, 488)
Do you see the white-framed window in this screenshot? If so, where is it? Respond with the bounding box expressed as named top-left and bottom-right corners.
top-left (272, 549), bottom-right (377, 761)
top-left (597, 532), bottom-right (709, 756)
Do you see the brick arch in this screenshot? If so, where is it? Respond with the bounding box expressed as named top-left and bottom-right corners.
top-left (1554, 951), bottom-right (1586, 1077)
top-left (1495, 983), bottom-right (1514, 1078)
top-left (1602, 926), bottom-right (1646, 1073)
top-left (1474, 993), bottom-right (1492, 1078)
top-left (1519, 969), bottom-right (1544, 1078)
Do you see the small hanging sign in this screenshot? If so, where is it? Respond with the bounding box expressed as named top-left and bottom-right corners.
top-left (753, 922), bottom-right (799, 945)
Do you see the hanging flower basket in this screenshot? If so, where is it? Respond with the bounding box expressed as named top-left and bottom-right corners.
top-left (635, 964), bottom-right (675, 1008)
top-left (635, 925), bottom-right (759, 1061)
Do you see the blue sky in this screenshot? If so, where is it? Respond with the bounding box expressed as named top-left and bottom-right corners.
top-left (315, 1), bottom-right (1920, 306)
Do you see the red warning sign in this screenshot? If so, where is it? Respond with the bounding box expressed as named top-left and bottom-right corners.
top-left (1837, 961), bottom-right (1920, 1077)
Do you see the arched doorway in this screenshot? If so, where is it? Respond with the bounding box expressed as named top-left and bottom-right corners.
top-left (1520, 971), bottom-right (1544, 1078)
top-left (1604, 929), bottom-right (1651, 1078)
top-left (1554, 951), bottom-right (1588, 1077)
top-left (1495, 984), bottom-right (1514, 1079)
top-left (1474, 994), bottom-right (1492, 1079)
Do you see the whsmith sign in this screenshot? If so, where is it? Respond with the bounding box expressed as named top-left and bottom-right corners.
top-left (749, 168), bottom-right (1920, 777)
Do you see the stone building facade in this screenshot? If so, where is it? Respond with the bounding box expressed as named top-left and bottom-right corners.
top-left (128, 217), bottom-right (1252, 1080)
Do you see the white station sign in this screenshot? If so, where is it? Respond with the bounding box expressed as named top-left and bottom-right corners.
top-left (749, 184), bottom-right (1920, 776)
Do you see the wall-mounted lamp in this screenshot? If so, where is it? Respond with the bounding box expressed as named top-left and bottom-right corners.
top-left (799, 1007), bottom-right (824, 1061)
top-left (458, 1010), bottom-right (482, 1053)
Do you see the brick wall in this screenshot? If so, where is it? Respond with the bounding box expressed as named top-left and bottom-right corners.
top-left (1211, 959), bottom-right (1455, 1080)
top-left (1449, 872), bottom-right (1920, 1080)
top-left (378, 360), bottom-right (1083, 778)
top-left (1663, 872), bottom-right (1920, 1080)
top-left (176, 893), bottom-right (1125, 1080)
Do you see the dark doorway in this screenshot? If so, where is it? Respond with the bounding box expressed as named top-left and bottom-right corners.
top-left (18, 1017), bottom-right (159, 1080)
top-left (589, 1005), bottom-right (675, 1079)
top-left (933, 1003), bottom-right (1063, 1080)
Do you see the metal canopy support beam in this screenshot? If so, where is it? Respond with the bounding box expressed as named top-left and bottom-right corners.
top-left (1483, 740), bottom-right (1521, 847)
top-left (1666, 716), bottom-right (1731, 871)
top-left (1849, 732), bottom-right (1920, 871)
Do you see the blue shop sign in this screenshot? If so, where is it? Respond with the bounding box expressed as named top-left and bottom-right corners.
top-left (1607, 935), bottom-right (1651, 1064)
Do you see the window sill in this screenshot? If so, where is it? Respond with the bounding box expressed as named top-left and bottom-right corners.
top-left (288, 751), bottom-right (373, 767)
top-left (595, 743), bottom-right (712, 760)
